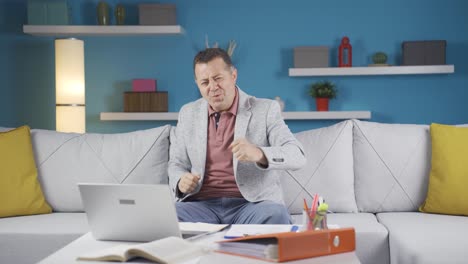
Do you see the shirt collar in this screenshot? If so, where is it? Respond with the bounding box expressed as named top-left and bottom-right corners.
top-left (208, 87), bottom-right (239, 116)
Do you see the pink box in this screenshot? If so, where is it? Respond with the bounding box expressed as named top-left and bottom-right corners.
top-left (132, 79), bottom-right (157, 92)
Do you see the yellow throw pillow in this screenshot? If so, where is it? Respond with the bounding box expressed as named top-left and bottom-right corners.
top-left (0, 126), bottom-right (52, 217)
top-left (420, 123), bottom-right (468, 216)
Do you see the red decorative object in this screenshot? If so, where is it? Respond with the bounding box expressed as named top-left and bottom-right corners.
top-left (338, 37), bottom-right (352, 67)
top-left (316, 98), bottom-right (329, 111)
top-left (132, 79), bottom-right (157, 92)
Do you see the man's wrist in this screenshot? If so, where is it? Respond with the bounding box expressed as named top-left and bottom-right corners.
top-left (176, 180), bottom-right (185, 198)
top-left (256, 148), bottom-right (268, 167)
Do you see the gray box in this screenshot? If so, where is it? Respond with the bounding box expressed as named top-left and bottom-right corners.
top-left (402, 40), bottom-right (446, 65)
top-left (27, 0), bottom-right (70, 25)
top-left (138, 4), bottom-right (177, 25)
top-left (294, 47), bottom-right (329, 68)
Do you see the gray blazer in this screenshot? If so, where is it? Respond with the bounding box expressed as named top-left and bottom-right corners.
top-left (168, 88), bottom-right (306, 204)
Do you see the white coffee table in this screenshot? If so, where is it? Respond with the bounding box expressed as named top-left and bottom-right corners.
top-left (38, 231), bottom-right (361, 264)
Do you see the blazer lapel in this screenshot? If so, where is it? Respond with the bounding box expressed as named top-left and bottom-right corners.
top-left (195, 100), bottom-right (208, 178)
top-left (233, 88), bottom-right (252, 176)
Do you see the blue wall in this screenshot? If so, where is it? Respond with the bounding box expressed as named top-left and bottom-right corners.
top-left (1, 0), bottom-right (467, 133)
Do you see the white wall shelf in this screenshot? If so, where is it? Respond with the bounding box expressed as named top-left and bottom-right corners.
top-left (289, 65), bottom-right (454, 76)
top-left (23, 25), bottom-right (184, 37)
top-left (100, 111), bottom-right (371, 121)
top-left (101, 112), bottom-right (179, 121)
top-left (282, 111), bottom-right (371, 120)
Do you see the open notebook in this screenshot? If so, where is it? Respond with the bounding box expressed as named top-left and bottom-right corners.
top-left (77, 236), bottom-right (208, 263)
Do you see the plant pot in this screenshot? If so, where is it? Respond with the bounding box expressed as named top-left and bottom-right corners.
top-left (315, 98), bottom-right (329, 111)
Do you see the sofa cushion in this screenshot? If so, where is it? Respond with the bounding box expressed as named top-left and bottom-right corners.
top-left (353, 120), bottom-right (431, 213)
top-left (0, 213), bottom-right (88, 264)
top-left (377, 212), bottom-right (468, 264)
top-left (32, 125), bottom-right (172, 212)
top-left (420, 123), bottom-right (468, 216)
top-left (0, 126), bottom-right (52, 218)
top-left (291, 213), bottom-right (389, 264)
top-left (281, 120), bottom-right (358, 213)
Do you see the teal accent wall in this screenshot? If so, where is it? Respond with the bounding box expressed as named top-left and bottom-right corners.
top-left (1, 0), bottom-right (468, 133)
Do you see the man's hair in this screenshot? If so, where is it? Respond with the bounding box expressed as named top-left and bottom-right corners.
top-left (193, 48), bottom-right (234, 74)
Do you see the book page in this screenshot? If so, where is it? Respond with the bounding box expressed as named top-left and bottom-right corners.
top-left (130, 236), bottom-right (209, 263)
top-left (77, 237), bottom-right (209, 263)
top-left (77, 244), bottom-right (135, 262)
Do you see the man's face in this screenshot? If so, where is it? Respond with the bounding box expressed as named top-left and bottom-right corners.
top-left (194, 57), bottom-right (237, 112)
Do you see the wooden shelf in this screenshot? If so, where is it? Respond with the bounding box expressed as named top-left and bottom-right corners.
top-left (289, 65), bottom-right (454, 76)
top-left (23, 25), bottom-right (184, 36)
top-left (100, 111), bottom-right (371, 121)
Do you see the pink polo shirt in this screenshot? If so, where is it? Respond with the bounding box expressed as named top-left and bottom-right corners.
top-left (191, 89), bottom-right (243, 200)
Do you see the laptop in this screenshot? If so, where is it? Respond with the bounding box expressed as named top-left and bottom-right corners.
top-left (78, 183), bottom-right (182, 242)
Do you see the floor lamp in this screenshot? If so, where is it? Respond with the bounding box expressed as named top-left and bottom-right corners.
top-left (55, 38), bottom-right (85, 133)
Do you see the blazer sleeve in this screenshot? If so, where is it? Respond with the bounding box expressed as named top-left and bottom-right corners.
top-left (258, 101), bottom-right (306, 171)
top-left (168, 105), bottom-right (192, 198)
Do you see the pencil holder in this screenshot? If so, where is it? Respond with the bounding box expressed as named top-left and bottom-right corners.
top-left (302, 209), bottom-right (328, 231)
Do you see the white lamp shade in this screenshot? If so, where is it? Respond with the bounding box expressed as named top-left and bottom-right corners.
top-left (56, 106), bottom-right (85, 133)
top-left (55, 38), bottom-right (85, 133)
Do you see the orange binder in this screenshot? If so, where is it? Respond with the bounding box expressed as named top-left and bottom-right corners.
top-left (217, 227), bottom-right (355, 262)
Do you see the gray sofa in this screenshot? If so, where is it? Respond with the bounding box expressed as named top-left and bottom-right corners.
top-left (1, 120), bottom-right (467, 264)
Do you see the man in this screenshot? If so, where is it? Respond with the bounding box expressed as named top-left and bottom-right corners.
top-left (168, 48), bottom-right (305, 224)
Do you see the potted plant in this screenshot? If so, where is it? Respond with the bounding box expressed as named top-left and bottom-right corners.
top-left (309, 80), bottom-right (337, 111)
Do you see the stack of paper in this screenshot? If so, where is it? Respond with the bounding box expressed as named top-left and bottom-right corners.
top-left (179, 222), bottom-right (229, 235)
top-left (224, 224), bottom-right (298, 238)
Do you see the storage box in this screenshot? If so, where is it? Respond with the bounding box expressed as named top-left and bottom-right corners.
top-left (124, 92), bottom-right (168, 112)
top-left (132, 79), bottom-right (157, 92)
top-left (294, 47), bottom-right (329, 68)
top-left (402, 40), bottom-right (446, 65)
top-left (27, 0), bottom-right (70, 25)
top-left (138, 4), bottom-right (177, 25)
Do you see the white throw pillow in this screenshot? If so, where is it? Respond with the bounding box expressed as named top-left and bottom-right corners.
top-left (281, 120), bottom-right (358, 214)
top-left (31, 125), bottom-right (171, 212)
top-left (353, 120), bottom-right (431, 213)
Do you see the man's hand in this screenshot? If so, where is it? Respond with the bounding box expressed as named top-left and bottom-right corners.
top-left (177, 173), bottom-right (200, 194)
top-left (230, 138), bottom-right (268, 166)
